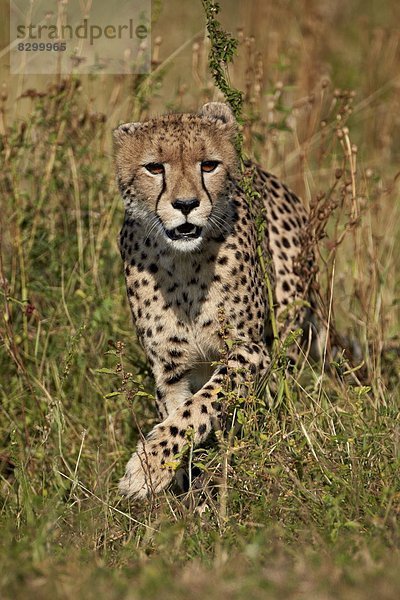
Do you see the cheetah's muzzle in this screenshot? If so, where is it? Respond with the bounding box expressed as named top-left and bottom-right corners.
top-left (166, 223), bottom-right (203, 241)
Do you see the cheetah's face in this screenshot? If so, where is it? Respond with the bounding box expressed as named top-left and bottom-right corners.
top-left (113, 103), bottom-right (239, 252)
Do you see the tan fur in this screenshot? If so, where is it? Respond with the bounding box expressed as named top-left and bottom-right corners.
top-left (113, 103), bottom-right (316, 499)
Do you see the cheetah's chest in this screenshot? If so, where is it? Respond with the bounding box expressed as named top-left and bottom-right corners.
top-left (124, 249), bottom-right (223, 351)
top-left (122, 212), bottom-right (267, 364)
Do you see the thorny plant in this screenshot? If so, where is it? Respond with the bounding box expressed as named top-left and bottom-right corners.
top-left (193, 0), bottom-right (371, 520)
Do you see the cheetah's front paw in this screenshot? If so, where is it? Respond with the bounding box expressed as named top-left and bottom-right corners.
top-left (118, 431), bottom-right (178, 498)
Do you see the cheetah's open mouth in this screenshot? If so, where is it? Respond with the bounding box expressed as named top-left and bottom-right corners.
top-left (166, 223), bottom-right (203, 241)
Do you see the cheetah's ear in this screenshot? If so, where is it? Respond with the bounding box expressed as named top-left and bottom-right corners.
top-left (112, 122), bottom-right (142, 148)
top-left (199, 102), bottom-right (236, 127)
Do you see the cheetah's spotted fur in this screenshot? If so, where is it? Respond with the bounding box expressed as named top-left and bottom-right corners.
top-left (113, 102), bottom-right (316, 498)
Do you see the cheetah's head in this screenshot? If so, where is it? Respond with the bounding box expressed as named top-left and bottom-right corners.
top-left (113, 102), bottom-right (239, 252)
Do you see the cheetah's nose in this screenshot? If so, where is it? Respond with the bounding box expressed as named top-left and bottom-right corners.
top-left (172, 198), bottom-right (200, 216)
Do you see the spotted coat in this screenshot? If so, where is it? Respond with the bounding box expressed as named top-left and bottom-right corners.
top-left (113, 102), bottom-right (315, 498)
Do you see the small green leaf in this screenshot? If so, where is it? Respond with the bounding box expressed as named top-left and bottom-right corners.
top-left (192, 462), bottom-right (207, 471)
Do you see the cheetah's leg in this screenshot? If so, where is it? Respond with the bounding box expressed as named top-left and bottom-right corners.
top-left (154, 377), bottom-right (192, 420)
top-left (119, 343), bottom-right (270, 499)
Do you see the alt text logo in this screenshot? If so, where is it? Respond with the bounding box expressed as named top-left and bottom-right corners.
top-left (10, 0), bottom-right (151, 75)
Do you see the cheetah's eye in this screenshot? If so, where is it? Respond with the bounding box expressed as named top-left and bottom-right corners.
top-left (201, 160), bottom-right (220, 173)
top-left (144, 162), bottom-right (164, 175)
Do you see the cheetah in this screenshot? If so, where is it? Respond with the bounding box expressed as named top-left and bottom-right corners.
top-left (113, 102), bottom-right (317, 499)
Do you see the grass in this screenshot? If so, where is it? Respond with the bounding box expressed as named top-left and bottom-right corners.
top-left (0, 0), bottom-right (399, 598)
